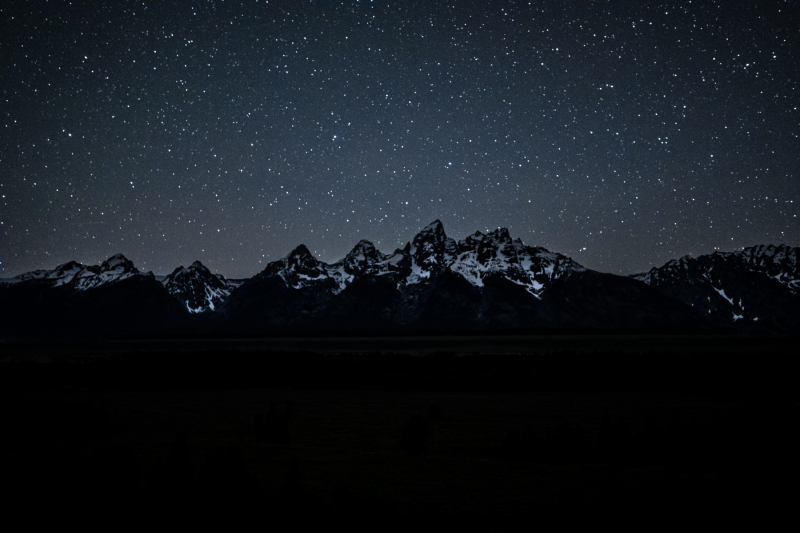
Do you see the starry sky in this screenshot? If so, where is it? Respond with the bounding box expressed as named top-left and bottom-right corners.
top-left (1, 0), bottom-right (798, 278)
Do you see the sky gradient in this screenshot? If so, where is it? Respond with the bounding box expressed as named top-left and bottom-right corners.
top-left (2, 0), bottom-right (798, 278)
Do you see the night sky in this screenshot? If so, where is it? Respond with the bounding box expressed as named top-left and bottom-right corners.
top-left (2, 1), bottom-right (797, 278)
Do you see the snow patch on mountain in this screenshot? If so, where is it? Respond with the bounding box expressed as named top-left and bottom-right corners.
top-left (713, 287), bottom-right (733, 305)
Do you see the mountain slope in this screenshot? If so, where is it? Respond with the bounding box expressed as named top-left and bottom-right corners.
top-left (162, 261), bottom-right (242, 314)
top-left (219, 220), bottom-right (706, 333)
top-left (0, 254), bottom-right (189, 336)
top-left (0, 253), bottom-right (141, 292)
top-left (4, 226), bottom-right (792, 336)
top-left (631, 244), bottom-right (800, 332)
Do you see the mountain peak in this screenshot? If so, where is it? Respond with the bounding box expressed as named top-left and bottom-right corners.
top-left (461, 231), bottom-right (484, 247)
top-left (338, 239), bottom-right (386, 278)
top-left (101, 253), bottom-right (136, 272)
top-left (54, 260), bottom-right (84, 275)
top-left (162, 259), bottom-right (234, 314)
top-left (412, 220), bottom-right (447, 247)
top-left (282, 245), bottom-right (321, 271)
top-left (345, 240), bottom-right (383, 260)
top-left (421, 220), bottom-right (444, 234)
top-left (349, 239), bottom-right (375, 252)
top-left (487, 227), bottom-right (512, 244)
top-left (287, 244), bottom-right (313, 259)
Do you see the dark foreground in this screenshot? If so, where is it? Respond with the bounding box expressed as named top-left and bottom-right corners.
top-left (1, 336), bottom-right (798, 531)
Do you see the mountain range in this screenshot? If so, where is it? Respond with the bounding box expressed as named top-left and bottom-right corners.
top-left (1, 221), bottom-right (798, 337)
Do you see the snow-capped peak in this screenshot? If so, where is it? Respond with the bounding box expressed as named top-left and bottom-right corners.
top-left (72, 254), bottom-right (142, 289)
top-left (346, 239), bottom-right (380, 258)
top-left (0, 254), bottom-right (145, 291)
top-left (162, 260), bottom-right (236, 313)
top-left (320, 240), bottom-right (388, 293)
top-left (413, 220), bottom-right (446, 244)
top-left (444, 225), bottom-right (584, 296)
top-left (233, 221), bottom-right (584, 299)
top-left (382, 221), bottom-right (583, 295)
top-left (485, 227), bottom-right (512, 245)
top-left (283, 244), bottom-right (317, 265)
top-left (53, 261), bottom-right (84, 276)
top-left (101, 253), bottom-right (136, 273)
top-left (341, 240), bottom-right (386, 272)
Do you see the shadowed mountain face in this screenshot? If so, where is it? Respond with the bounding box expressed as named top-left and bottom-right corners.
top-left (162, 261), bottom-right (242, 314)
top-left (631, 245), bottom-right (800, 333)
top-left (0, 253), bottom-right (141, 291)
top-left (214, 220), bottom-right (592, 331)
top-left (0, 256), bottom-right (188, 337)
top-left (215, 220), bottom-right (710, 333)
top-left (1, 224), bottom-right (796, 337)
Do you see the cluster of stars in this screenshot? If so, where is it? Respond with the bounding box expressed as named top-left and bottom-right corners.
top-left (1, 1), bottom-right (797, 277)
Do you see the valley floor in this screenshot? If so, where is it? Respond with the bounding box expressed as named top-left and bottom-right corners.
top-left (0, 336), bottom-right (800, 531)
top-left (1, 336), bottom-right (797, 530)
top-left (2, 386), bottom-right (797, 530)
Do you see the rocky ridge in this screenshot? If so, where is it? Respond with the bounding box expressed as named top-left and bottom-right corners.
top-left (162, 261), bottom-right (244, 314)
top-left (631, 244), bottom-right (800, 331)
top-left (2, 223), bottom-right (797, 335)
top-left (0, 253), bottom-right (146, 291)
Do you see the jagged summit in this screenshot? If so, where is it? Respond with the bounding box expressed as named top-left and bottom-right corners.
top-left (101, 253), bottom-right (135, 270)
top-left (0, 253), bottom-right (144, 291)
top-left (420, 219), bottom-right (444, 233)
top-left (167, 260), bottom-right (211, 277)
top-left (54, 260), bottom-right (84, 274)
top-left (3, 224), bottom-right (798, 334)
top-left (0, 222), bottom-right (585, 308)
top-left (412, 219), bottom-right (447, 245)
top-left (162, 259), bottom-right (235, 314)
top-left (283, 245), bottom-right (324, 273)
top-left (237, 220), bottom-right (584, 299)
top-left (286, 244), bottom-right (313, 259)
top-left (407, 220), bottom-right (451, 278)
top-left (212, 220), bottom-right (707, 332)
top-left (341, 240), bottom-right (385, 270)
top-left (347, 239), bottom-right (379, 254)
top-left (461, 231), bottom-right (484, 248)
top-left (486, 227), bottom-right (512, 244)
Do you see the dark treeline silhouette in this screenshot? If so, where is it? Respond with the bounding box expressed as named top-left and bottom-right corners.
top-left (1, 348), bottom-right (797, 402)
